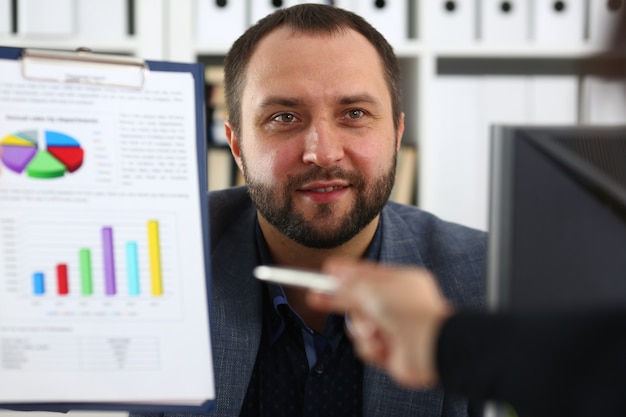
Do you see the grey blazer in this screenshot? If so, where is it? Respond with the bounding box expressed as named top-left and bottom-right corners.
top-left (133, 186), bottom-right (486, 417)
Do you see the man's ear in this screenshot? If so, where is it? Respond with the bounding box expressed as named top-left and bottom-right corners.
top-left (396, 112), bottom-right (405, 151)
top-left (225, 120), bottom-right (244, 173)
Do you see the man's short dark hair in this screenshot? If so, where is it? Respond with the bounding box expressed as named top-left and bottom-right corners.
top-left (222, 3), bottom-right (402, 139)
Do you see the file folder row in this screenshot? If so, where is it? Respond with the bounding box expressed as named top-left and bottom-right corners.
top-left (0, 0), bottom-right (129, 39)
top-left (428, 0), bottom-right (625, 45)
top-left (5, 1), bottom-right (623, 48)
top-left (196, 0), bottom-right (409, 45)
top-left (427, 74), bottom-right (626, 231)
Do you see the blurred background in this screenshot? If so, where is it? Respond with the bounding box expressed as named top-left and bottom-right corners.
top-left (2, 0), bottom-right (625, 231)
top-left (1, 1), bottom-right (625, 415)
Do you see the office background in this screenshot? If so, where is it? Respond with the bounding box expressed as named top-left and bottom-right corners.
top-left (3, 0), bottom-right (624, 232)
top-left (1, 0), bottom-right (625, 414)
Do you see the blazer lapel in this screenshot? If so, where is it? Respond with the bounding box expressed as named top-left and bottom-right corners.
top-left (210, 205), bottom-right (263, 416)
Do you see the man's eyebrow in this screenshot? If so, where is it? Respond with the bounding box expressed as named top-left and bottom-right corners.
top-left (339, 93), bottom-right (381, 106)
top-left (257, 94), bottom-right (382, 109)
top-left (258, 96), bottom-right (302, 108)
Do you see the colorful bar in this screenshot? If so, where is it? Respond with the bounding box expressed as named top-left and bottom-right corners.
top-left (33, 272), bottom-right (45, 295)
top-left (126, 242), bottom-right (140, 296)
top-left (147, 220), bottom-right (163, 296)
top-left (56, 264), bottom-right (69, 295)
top-left (79, 248), bottom-right (93, 295)
top-left (102, 226), bottom-right (117, 295)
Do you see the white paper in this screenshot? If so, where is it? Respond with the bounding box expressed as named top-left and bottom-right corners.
top-left (0, 58), bottom-right (214, 406)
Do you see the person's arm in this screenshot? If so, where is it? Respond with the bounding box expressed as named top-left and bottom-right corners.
top-left (439, 309), bottom-right (626, 417)
top-left (307, 257), bottom-right (626, 417)
top-left (307, 257), bottom-right (452, 387)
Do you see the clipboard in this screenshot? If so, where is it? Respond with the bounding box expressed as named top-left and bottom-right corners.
top-left (0, 46), bottom-right (215, 413)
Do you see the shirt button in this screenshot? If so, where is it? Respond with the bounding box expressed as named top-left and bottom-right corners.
top-left (314, 365), bottom-right (324, 375)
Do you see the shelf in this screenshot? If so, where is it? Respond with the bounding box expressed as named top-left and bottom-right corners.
top-left (430, 43), bottom-right (608, 59)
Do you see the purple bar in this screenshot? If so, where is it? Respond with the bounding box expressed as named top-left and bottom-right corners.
top-left (102, 226), bottom-right (117, 295)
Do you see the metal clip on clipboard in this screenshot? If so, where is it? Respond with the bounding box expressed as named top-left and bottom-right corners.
top-left (21, 48), bottom-right (149, 89)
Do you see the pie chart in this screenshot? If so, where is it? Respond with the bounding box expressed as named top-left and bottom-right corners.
top-left (0, 130), bottom-right (84, 178)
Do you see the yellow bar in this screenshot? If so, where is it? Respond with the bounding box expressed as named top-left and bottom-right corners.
top-left (147, 220), bottom-right (163, 296)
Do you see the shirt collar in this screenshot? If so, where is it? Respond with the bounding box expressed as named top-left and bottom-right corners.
top-left (254, 215), bottom-right (384, 344)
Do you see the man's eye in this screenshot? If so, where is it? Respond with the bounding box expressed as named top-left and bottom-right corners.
top-left (346, 109), bottom-right (364, 119)
top-left (273, 113), bottom-right (296, 123)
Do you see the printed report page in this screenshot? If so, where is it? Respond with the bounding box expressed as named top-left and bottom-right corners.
top-left (0, 57), bottom-right (214, 406)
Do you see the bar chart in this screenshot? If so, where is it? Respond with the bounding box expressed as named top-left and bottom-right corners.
top-left (30, 221), bottom-right (164, 298)
top-left (0, 212), bottom-right (183, 321)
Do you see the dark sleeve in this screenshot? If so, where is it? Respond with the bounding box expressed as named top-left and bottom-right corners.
top-left (436, 310), bottom-right (626, 417)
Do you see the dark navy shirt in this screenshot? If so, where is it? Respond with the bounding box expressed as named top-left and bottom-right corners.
top-left (240, 219), bottom-right (383, 417)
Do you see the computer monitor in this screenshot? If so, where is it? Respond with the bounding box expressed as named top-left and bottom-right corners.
top-left (487, 125), bottom-right (626, 313)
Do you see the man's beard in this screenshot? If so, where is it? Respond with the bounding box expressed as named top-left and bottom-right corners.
top-left (243, 156), bottom-right (396, 249)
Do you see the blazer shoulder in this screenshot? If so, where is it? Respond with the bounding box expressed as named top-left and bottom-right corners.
top-left (382, 202), bottom-right (487, 308)
top-left (384, 201), bottom-right (486, 253)
top-left (208, 186), bottom-right (254, 245)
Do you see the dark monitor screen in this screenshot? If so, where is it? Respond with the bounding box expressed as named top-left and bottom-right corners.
top-left (487, 125), bottom-right (626, 313)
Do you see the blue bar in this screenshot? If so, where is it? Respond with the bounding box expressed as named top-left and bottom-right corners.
top-left (33, 272), bottom-right (45, 295)
top-left (126, 242), bottom-right (140, 296)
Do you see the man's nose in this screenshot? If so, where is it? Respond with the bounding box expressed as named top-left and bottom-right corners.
top-left (301, 120), bottom-right (344, 167)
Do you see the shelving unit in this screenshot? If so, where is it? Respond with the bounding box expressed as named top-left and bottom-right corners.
top-left (3, 0), bottom-right (624, 229)
top-left (0, 0), bottom-right (165, 59)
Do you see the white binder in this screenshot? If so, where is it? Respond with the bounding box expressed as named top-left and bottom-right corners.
top-left (475, 76), bottom-right (529, 230)
top-left (429, 73), bottom-right (581, 231)
top-left (77, 0), bottom-right (128, 39)
top-left (588, 0), bottom-right (626, 46)
top-left (350, 0), bottom-right (407, 43)
top-left (527, 76), bottom-right (578, 124)
top-left (480, 0), bottom-right (529, 43)
top-left (581, 76), bottom-right (626, 125)
top-left (532, 0), bottom-right (584, 44)
top-left (430, 76), bottom-right (482, 229)
top-left (196, 0), bottom-right (247, 45)
top-left (0, 0), bottom-right (10, 34)
top-left (17, 0), bottom-right (74, 36)
top-left (424, 0), bottom-right (476, 44)
top-left (329, 0), bottom-right (354, 10)
top-left (249, 0), bottom-right (329, 26)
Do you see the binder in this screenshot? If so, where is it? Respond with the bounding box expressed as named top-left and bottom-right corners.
top-left (390, 145), bottom-right (417, 205)
top-left (207, 147), bottom-right (235, 190)
top-left (581, 76), bottom-right (626, 124)
top-left (430, 73), bottom-right (578, 230)
top-left (430, 76), bottom-right (482, 229)
top-left (480, 0), bottom-right (529, 43)
top-left (0, 46), bottom-right (214, 413)
top-left (0, 0), bottom-right (10, 34)
top-left (527, 76), bottom-right (578, 124)
top-left (17, 0), bottom-right (74, 36)
top-left (349, 0), bottom-right (408, 43)
top-left (475, 76), bottom-right (529, 230)
top-left (588, 0), bottom-right (626, 46)
top-left (532, 0), bottom-right (584, 44)
top-left (424, 0), bottom-right (477, 44)
top-left (196, 0), bottom-right (247, 45)
top-left (249, 0), bottom-right (329, 26)
top-left (76, 0), bottom-right (128, 39)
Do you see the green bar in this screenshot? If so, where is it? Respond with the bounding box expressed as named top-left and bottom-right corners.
top-left (79, 248), bottom-right (93, 295)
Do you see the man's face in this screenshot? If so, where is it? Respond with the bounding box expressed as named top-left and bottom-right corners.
top-left (229, 27), bottom-right (404, 249)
